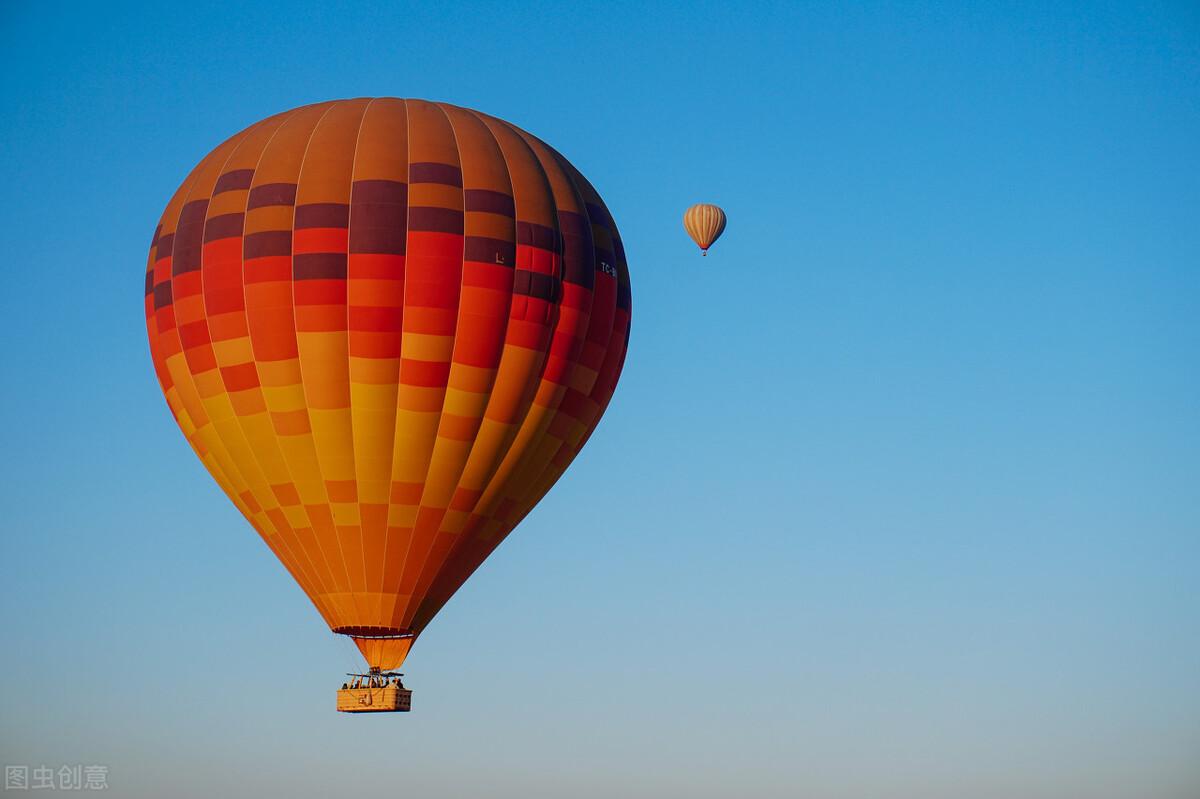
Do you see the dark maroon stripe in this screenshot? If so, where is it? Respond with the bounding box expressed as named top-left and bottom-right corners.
top-left (247, 183), bottom-right (297, 209)
top-left (294, 252), bottom-right (347, 280)
top-left (214, 169), bottom-right (255, 194)
top-left (558, 211), bottom-right (594, 289)
top-left (617, 271), bottom-right (632, 310)
top-left (295, 203), bottom-right (349, 229)
top-left (174, 244), bottom-right (202, 274)
top-left (244, 230), bottom-right (292, 259)
top-left (153, 281), bottom-right (173, 309)
top-left (350, 180), bottom-right (408, 255)
top-left (351, 201), bottom-right (408, 228)
top-left (178, 199), bottom-right (209, 226)
top-left (517, 220), bottom-right (558, 250)
top-left (464, 189), bottom-right (515, 217)
top-left (144, 270), bottom-right (154, 296)
top-left (593, 246), bottom-right (616, 276)
top-left (154, 233), bottom-right (175, 261)
top-left (149, 223), bottom-right (162, 249)
top-left (173, 200), bottom-right (209, 275)
top-left (203, 213), bottom-right (244, 243)
top-left (352, 179), bottom-right (407, 204)
top-left (557, 210), bottom-right (588, 238)
top-left (614, 238), bottom-right (632, 310)
top-left (514, 270), bottom-right (560, 302)
top-left (585, 202), bottom-right (611, 227)
top-left (464, 236), bottom-right (516, 267)
top-left (410, 162), bottom-right (462, 187)
top-left (349, 225), bottom-right (407, 255)
top-left (408, 206), bottom-right (463, 235)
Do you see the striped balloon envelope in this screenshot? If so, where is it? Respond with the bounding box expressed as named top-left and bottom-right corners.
top-left (144, 98), bottom-right (631, 673)
top-left (683, 203), bottom-right (727, 255)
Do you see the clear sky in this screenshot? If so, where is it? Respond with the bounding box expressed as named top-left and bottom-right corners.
top-left (1, 1), bottom-right (1197, 797)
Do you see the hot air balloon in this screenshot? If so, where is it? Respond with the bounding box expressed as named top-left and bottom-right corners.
top-left (683, 203), bottom-right (726, 255)
top-left (143, 98), bottom-right (631, 711)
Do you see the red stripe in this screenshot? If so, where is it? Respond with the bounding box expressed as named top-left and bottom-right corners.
top-left (399, 358), bottom-right (451, 387)
top-left (221, 361), bottom-right (260, 391)
top-left (294, 279), bottom-right (347, 306)
top-left (348, 253), bottom-right (405, 279)
top-left (294, 227), bottom-right (349, 254)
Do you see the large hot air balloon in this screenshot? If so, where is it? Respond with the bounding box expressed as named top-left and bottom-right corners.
top-left (143, 99), bottom-right (631, 710)
top-left (683, 203), bottom-right (726, 255)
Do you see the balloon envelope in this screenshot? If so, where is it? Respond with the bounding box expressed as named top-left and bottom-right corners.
top-left (683, 203), bottom-right (727, 254)
top-left (144, 99), bottom-right (631, 670)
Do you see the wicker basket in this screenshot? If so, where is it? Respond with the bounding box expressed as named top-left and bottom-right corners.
top-left (337, 686), bottom-right (412, 713)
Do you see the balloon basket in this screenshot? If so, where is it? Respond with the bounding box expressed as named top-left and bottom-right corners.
top-left (337, 669), bottom-right (411, 713)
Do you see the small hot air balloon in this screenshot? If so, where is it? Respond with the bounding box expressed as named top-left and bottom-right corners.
top-left (143, 98), bottom-right (632, 711)
top-left (683, 203), bottom-right (726, 255)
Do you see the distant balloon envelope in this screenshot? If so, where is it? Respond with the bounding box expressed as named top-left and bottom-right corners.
top-left (144, 99), bottom-right (631, 671)
top-left (683, 203), bottom-right (726, 255)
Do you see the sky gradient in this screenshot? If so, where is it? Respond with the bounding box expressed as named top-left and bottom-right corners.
top-left (1, 1), bottom-right (1198, 797)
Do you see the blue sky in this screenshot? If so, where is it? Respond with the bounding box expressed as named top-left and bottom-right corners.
top-left (1, 1), bottom-right (1197, 796)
